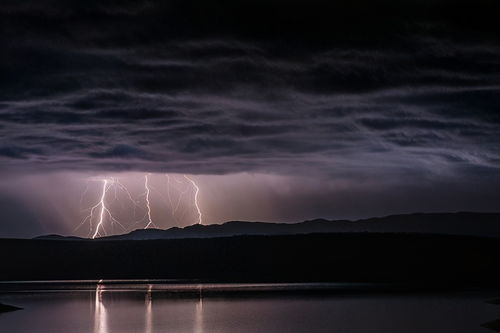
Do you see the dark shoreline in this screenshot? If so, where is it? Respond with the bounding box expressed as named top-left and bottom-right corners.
top-left (0, 303), bottom-right (21, 313)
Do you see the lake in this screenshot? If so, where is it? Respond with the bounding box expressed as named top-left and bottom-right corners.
top-left (0, 281), bottom-right (499, 332)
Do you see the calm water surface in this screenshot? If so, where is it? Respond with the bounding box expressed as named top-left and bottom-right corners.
top-left (0, 281), bottom-right (499, 333)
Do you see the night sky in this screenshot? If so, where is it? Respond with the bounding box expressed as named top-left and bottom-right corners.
top-left (1, 0), bottom-right (499, 237)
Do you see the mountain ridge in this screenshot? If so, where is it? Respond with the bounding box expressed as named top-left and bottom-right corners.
top-left (33, 212), bottom-right (500, 241)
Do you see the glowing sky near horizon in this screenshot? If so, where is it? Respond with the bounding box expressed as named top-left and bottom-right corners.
top-left (0, 170), bottom-right (498, 238)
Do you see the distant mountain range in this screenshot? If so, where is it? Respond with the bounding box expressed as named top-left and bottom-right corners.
top-left (35, 212), bottom-right (500, 241)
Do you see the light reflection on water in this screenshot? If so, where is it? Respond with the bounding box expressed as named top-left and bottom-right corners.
top-left (88, 281), bottom-right (206, 333)
top-left (94, 283), bottom-right (108, 333)
top-left (145, 284), bottom-right (152, 333)
top-left (195, 285), bottom-right (203, 333)
top-left (0, 282), bottom-right (499, 333)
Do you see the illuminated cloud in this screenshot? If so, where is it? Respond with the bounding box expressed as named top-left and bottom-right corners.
top-left (1, 39), bottom-right (499, 180)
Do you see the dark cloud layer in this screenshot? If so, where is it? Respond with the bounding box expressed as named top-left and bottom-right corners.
top-left (1, 0), bottom-right (500, 183)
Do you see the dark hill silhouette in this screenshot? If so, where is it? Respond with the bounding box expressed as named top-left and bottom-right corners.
top-left (34, 212), bottom-right (500, 240)
top-left (34, 234), bottom-right (84, 241)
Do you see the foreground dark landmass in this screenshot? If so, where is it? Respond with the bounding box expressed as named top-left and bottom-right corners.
top-left (0, 303), bottom-right (21, 313)
top-left (482, 320), bottom-right (500, 332)
top-left (3, 232), bottom-right (500, 287)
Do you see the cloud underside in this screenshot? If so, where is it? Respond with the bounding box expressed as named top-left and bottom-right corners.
top-left (1, 0), bottom-right (500, 183)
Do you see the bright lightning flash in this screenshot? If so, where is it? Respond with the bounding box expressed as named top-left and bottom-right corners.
top-left (143, 174), bottom-right (157, 229)
top-left (164, 174), bottom-right (190, 225)
top-left (77, 177), bottom-right (136, 239)
top-left (92, 179), bottom-right (109, 239)
top-left (78, 173), bottom-right (204, 237)
top-left (184, 175), bottom-right (202, 225)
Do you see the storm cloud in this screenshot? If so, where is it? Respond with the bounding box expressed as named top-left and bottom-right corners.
top-left (2, 38), bottom-right (500, 179)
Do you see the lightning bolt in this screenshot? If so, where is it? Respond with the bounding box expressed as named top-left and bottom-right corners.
top-left (113, 178), bottom-right (144, 220)
top-left (144, 174), bottom-right (157, 229)
top-left (184, 175), bottom-right (202, 225)
top-left (164, 174), bottom-right (190, 225)
top-left (165, 174), bottom-right (179, 225)
top-left (92, 179), bottom-right (109, 238)
top-left (79, 180), bottom-right (91, 207)
top-left (166, 174), bottom-right (174, 210)
top-left (77, 173), bottom-right (204, 236)
top-left (91, 179), bottom-right (126, 239)
top-left (173, 181), bottom-right (189, 219)
top-left (77, 177), bottom-right (134, 238)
